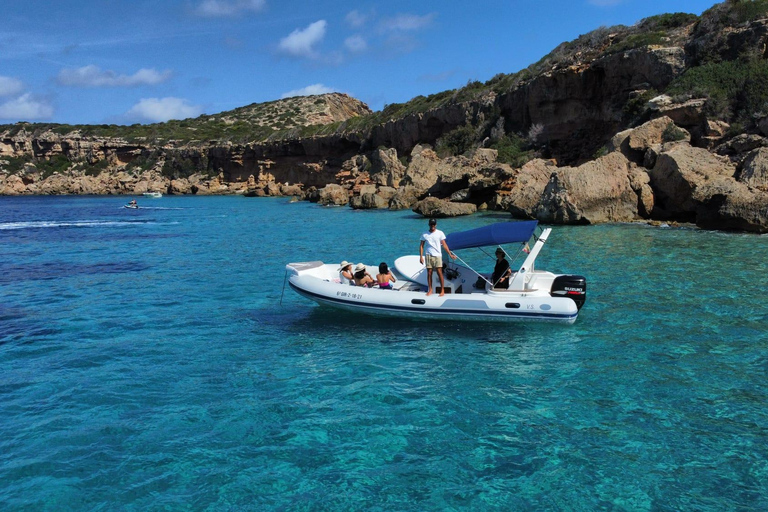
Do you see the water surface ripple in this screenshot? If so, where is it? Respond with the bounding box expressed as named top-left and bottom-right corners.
top-left (1, 196), bottom-right (766, 510)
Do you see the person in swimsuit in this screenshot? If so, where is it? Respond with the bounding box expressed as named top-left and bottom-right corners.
top-left (376, 262), bottom-right (397, 290)
top-left (353, 263), bottom-right (375, 287)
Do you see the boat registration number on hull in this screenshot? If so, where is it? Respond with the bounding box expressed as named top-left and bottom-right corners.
top-left (337, 291), bottom-right (364, 300)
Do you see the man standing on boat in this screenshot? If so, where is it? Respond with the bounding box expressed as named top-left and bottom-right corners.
top-left (419, 218), bottom-right (457, 296)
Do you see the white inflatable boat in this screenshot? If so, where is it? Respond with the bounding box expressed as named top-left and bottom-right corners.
top-left (285, 221), bottom-right (587, 324)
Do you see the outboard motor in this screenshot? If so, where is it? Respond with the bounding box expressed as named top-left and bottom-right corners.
top-left (550, 275), bottom-right (587, 310)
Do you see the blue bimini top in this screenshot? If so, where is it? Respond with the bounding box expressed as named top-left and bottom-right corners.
top-left (445, 221), bottom-right (538, 250)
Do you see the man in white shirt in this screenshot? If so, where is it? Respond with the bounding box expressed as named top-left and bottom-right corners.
top-left (419, 218), bottom-right (457, 296)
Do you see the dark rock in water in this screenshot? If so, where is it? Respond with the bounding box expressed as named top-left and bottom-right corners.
top-left (317, 184), bottom-right (349, 206)
top-left (388, 187), bottom-right (420, 210)
top-left (412, 197), bottom-right (476, 218)
top-left (350, 192), bottom-right (388, 209)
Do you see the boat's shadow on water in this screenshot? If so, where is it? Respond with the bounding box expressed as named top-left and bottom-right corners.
top-left (244, 304), bottom-right (578, 346)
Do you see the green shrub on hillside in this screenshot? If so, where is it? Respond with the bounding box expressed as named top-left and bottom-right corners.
top-left (161, 154), bottom-right (205, 179)
top-left (725, 0), bottom-right (768, 23)
top-left (638, 12), bottom-right (699, 31)
top-left (435, 124), bottom-right (477, 157)
top-left (602, 31), bottom-right (668, 55)
top-left (666, 58), bottom-right (768, 124)
top-left (35, 155), bottom-right (72, 178)
top-left (126, 151), bottom-right (161, 173)
top-left (485, 71), bottom-right (527, 94)
top-left (0, 155), bottom-right (29, 174)
top-left (662, 124), bottom-right (688, 142)
top-left (85, 158), bottom-right (110, 177)
top-left (491, 134), bottom-right (533, 167)
top-left (623, 89), bottom-right (659, 125)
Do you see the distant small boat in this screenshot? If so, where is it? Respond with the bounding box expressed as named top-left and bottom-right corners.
top-left (143, 192), bottom-right (162, 198)
top-left (123, 204), bottom-right (139, 209)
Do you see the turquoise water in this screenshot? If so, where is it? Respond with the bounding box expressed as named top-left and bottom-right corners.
top-left (1, 195), bottom-right (767, 511)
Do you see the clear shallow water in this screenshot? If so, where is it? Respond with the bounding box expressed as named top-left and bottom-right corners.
top-left (1, 195), bottom-right (767, 511)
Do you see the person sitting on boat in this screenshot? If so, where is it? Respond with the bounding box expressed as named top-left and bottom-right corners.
top-left (353, 263), bottom-right (375, 287)
top-left (338, 261), bottom-right (354, 284)
top-left (129, 199), bottom-right (137, 206)
top-left (492, 248), bottom-right (512, 289)
top-left (376, 262), bottom-right (397, 290)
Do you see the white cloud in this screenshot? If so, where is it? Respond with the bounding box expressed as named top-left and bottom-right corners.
top-left (195, 0), bottom-right (266, 17)
top-left (379, 13), bottom-right (435, 33)
top-left (0, 93), bottom-right (53, 120)
top-left (344, 35), bottom-right (367, 53)
top-left (57, 65), bottom-right (173, 88)
top-left (278, 20), bottom-right (327, 59)
top-left (125, 97), bottom-right (202, 122)
top-left (345, 10), bottom-right (369, 29)
top-left (281, 84), bottom-right (336, 99)
top-left (0, 76), bottom-right (24, 97)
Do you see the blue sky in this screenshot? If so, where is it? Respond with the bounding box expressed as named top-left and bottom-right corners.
top-left (0, 0), bottom-right (718, 125)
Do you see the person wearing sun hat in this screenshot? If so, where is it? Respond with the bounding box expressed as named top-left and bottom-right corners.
top-left (353, 262), bottom-right (375, 287)
top-left (338, 261), bottom-right (354, 284)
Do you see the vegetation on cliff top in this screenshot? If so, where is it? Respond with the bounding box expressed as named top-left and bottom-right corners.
top-left (0, 93), bottom-right (370, 145)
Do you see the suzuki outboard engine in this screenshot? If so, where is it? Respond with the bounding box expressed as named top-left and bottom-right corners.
top-left (550, 275), bottom-right (587, 310)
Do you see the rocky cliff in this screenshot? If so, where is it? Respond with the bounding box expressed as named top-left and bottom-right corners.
top-left (2, 1), bottom-right (768, 232)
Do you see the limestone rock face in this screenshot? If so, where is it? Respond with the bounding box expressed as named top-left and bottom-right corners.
top-left (376, 186), bottom-right (397, 201)
top-left (609, 116), bottom-right (689, 166)
top-left (402, 146), bottom-right (441, 195)
top-left (535, 152), bottom-right (638, 224)
top-left (316, 184), bottom-right (349, 206)
top-left (628, 168), bottom-right (654, 218)
top-left (281, 184), bottom-right (305, 198)
top-left (472, 148), bottom-right (498, 165)
top-left (715, 134), bottom-right (768, 157)
top-left (348, 185), bottom-right (399, 209)
top-left (694, 179), bottom-right (768, 233)
top-left (685, 12), bottom-right (768, 66)
top-left (389, 186), bottom-right (420, 210)
top-left (305, 93), bottom-right (373, 125)
top-left (504, 159), bottom-right (557, 219)
top-left (648, 96), bottom-right (707, 127)
top-left (497, 46), bottom-right (687, 162)
top-left (0, 174), bottom-right (28, 194)
top-left (264, 181), bottom-right (282, 196)
top-left (650, 144), bottom-right (736, 219)
top-left (467, 161), bottom-right (515, 203)
top-left (412, 196), bottom-right (477, 217)
top-left (170, 178), bottom-right (193, 194)
top-left (349, 192), bottom-right (389, 209)
top-left (736, 148), bottom-right (768, 190)
top-left (368, 148), bottom-right (406, 188)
